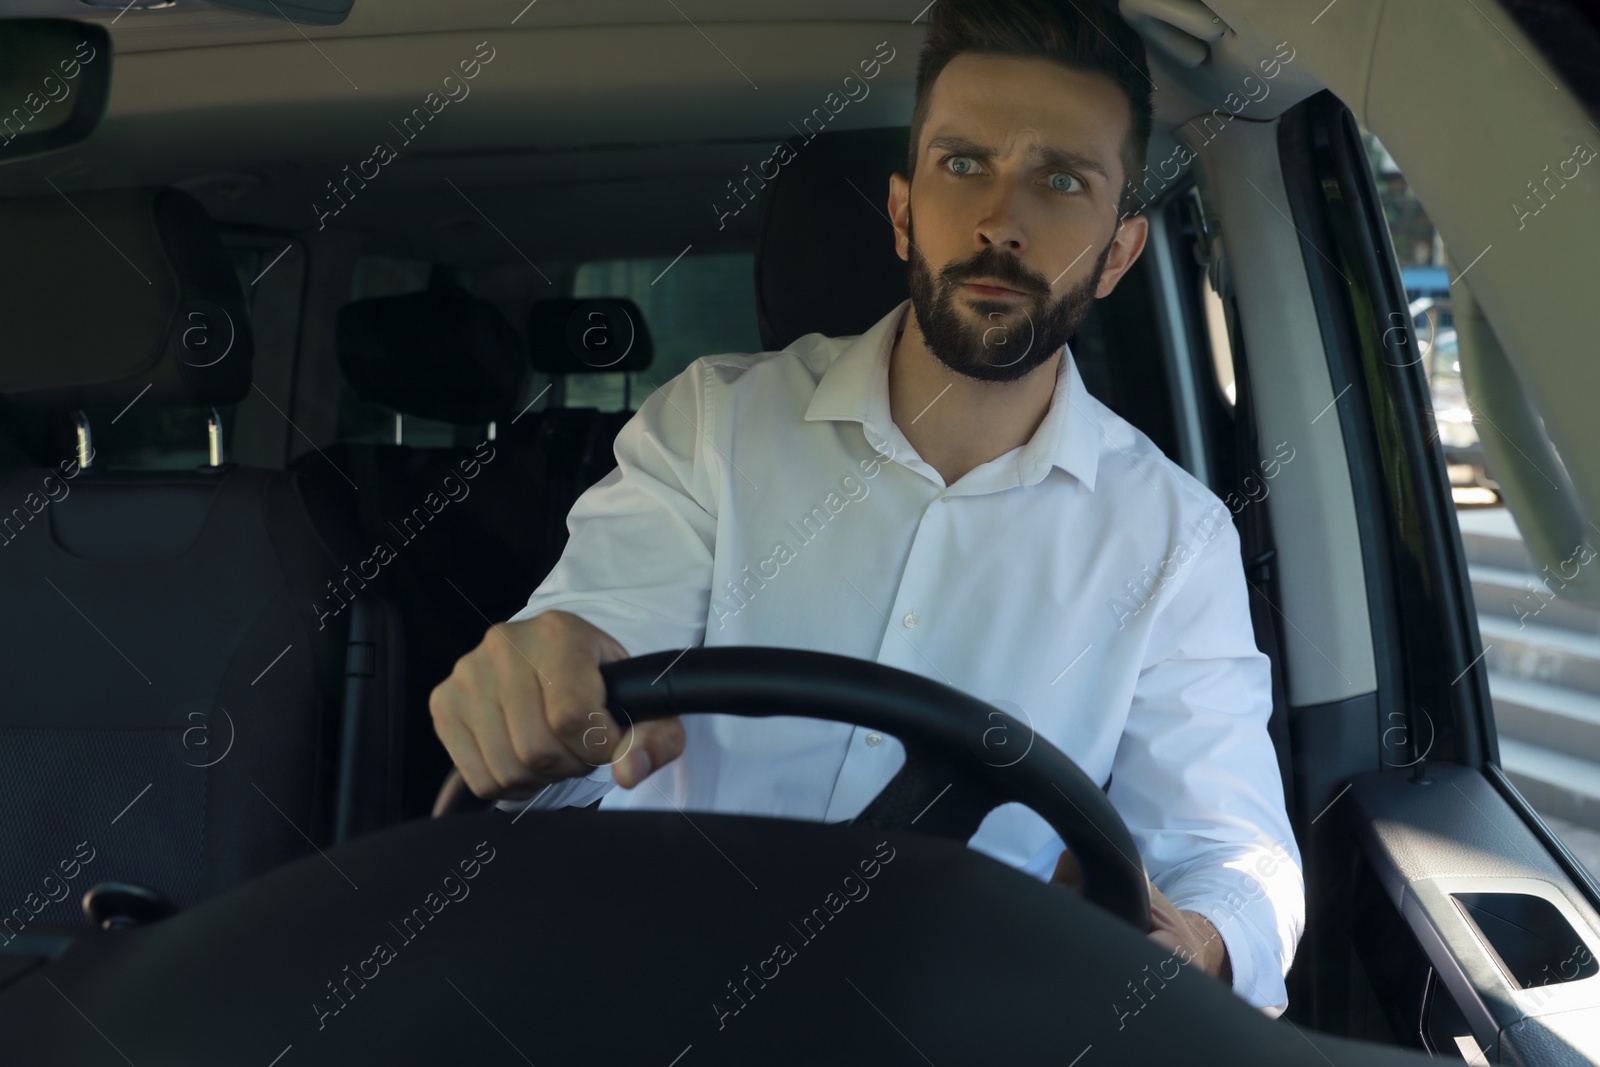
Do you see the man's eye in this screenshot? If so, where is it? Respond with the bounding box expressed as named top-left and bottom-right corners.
top-left (1049, 172), bottom-right (1084, 195)
top-left (943, 154), bottom-right (977, 176)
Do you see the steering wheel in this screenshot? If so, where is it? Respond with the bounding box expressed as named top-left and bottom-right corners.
top-left (435, 646), bottom-right (1151, 930)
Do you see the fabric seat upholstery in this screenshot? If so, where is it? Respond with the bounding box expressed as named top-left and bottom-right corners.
top-left (296, 288), bottom-right (547, 817)
top-left (0, 187), bottom-right (401, 930)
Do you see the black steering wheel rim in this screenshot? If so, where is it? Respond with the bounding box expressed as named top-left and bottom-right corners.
top-left (439, 646), bottom-right (1150, 930)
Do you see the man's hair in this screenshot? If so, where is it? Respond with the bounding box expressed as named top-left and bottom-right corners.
top-left (907, 0), bottom-right (1155, 218)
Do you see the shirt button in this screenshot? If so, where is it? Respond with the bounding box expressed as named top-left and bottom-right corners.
top-left (866, 733), bottom-right (884, 747)
top-left (902, 612), bottom-right (919, 628)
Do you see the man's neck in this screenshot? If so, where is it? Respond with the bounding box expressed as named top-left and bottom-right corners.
top-left (887, 305), bottom-right (1062, 486)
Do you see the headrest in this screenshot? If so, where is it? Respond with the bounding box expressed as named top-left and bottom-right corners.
top-left (337, 288), bottom-right (528, 424)
top-left (754, 127), bottom-right (912, 352)
top-left (0, 187), bottom-right (253, 410)
top-left (527, 297), bottom-right (654, 374)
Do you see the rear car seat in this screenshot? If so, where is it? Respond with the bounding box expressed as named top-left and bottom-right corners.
top-left (295, 287), bottom-right (549, 817)
top-left (524, 296), bottom-right (655, 565)
top-left (0, 187), bottom-right (403, 929)
top-left (296, 290), bottom-right (655, 815)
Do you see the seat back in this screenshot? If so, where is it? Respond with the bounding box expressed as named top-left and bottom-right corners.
top-left (753, 126), bottom-right (916, 353)
top-left (299, 290), bottom-right (655, 817)
top-left (0, 187), bottom-right (396, 929)
top-left (525, 296), bottom-right (656, 560)
top-left (297, 287), bottom-right (546, 817)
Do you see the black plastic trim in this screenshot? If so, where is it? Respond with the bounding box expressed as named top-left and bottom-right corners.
top-left (1277, 92), bottom-right (1492, 772)
top-left (1347, 763), bottom-right (1600, 1064)
top-left (1486, 762), bottom-right (1600, 915)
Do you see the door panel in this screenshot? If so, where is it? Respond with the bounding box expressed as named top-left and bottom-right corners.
top-left (1347, 764), bottom-right (1600, 1063)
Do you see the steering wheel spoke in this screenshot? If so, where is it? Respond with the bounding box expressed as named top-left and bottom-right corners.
top-left (850, 745), bottom-right (1002, 842)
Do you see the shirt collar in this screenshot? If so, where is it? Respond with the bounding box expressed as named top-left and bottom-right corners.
top-left (803, 298), bottom-right (1100, 492)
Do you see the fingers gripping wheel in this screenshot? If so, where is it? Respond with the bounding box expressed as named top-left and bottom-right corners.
top-left (601, 647), bottom-right (1151, 931)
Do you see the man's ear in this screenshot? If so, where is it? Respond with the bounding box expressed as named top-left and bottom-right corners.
top-left (888, 171), bottom-right (911, 263)
top-left (1093, 213), bottom-right (1150, 299)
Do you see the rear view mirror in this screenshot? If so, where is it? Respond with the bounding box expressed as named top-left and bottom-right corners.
top-left (0, 19), bottom-right (111, 165)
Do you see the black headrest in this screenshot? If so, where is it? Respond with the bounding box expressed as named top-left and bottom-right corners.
top-left (753, 127), bottom-right (913, 352)
top-left (0, 187), bottom-right (253, 410)
top-left (337, 288), bottom-right (528, 424)
top-left (527, 297), bottom-right (654, 375)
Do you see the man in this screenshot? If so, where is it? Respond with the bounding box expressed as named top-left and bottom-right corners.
top-left (430, 0), bottom-right (1304, 1015)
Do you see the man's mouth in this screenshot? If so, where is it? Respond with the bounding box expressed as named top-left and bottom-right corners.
top-left (962, 280), bottom-right (1028, 299)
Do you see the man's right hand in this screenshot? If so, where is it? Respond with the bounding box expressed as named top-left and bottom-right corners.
top-left (428, 610), bottom-right (687, 801)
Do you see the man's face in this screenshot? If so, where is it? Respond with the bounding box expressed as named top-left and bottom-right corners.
top-left (905, 205), bottom-right (1114, 381)
top-left (890, 53), bottom-right (1148, 383)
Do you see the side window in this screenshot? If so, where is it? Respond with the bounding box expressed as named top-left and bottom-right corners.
top-left (1199, 258), bottom-right (1237, 408)
top-left (569, 251), bottom-right (763, 410)
top-left (1361, 128), bottom-right (1600, 880)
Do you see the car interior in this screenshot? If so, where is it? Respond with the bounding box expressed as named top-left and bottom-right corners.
top-left (2, 0), bottom-right (1599, 1063)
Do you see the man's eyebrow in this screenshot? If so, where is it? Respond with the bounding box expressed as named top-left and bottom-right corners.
top-left (924, 134), bottom-right (1109, 183)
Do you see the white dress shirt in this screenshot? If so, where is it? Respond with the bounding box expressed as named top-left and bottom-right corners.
top-left (504, 298), bottom-right (1305, 1014)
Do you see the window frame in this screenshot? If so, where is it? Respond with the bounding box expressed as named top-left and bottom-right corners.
top-left (1279, 92), bottom-right (1600, 922)
top-left (1280, 91), bottom-right (1490, 774)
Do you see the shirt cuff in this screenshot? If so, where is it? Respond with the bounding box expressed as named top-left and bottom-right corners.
top-left (1194, 898), bottom-right (1286, 1017)
top-left (1166, 867), bottom-right (1301, 1017)
top-left (493, 764), bottom-right (617, 815)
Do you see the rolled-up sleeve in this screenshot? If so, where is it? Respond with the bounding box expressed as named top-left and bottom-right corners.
top-left (497, 360), bottom-right (721, 812)
top-left (1106, 513), bottom-right (1305, 1016)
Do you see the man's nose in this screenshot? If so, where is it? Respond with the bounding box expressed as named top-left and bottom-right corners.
top-left (974, 180), bottom-right (1029, 255)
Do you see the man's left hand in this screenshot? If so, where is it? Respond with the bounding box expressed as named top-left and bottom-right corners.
top-left (1049, 850), bottom-right (1232, 985)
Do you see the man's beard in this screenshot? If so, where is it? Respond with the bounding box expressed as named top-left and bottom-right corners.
top-left (904, 209), bottom-right (1113, 383)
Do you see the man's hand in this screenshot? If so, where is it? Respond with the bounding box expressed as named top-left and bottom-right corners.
top-left (429, 610), bottom-right (686, 800)
top-left (1048, 850), bottom-right (1232, 985)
